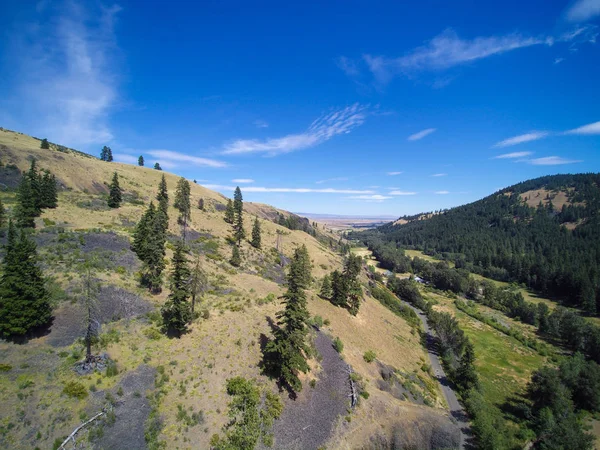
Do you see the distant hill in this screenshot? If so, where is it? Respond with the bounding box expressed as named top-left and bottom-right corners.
top-left (353, 173), bottom-right (600, 314)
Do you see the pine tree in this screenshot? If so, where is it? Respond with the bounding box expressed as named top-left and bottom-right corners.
top-left (138, 155), bottom-right (144, 166)
top-left (224, 199), bottom-right (235, 224)
top-left (251, 218), bottom-right (261, 249)
top-left (154, 162), bottom-right (162, 170)
top-left (100, 146), bottom-right (111, 161)
top-left (264, 245), bottom-right (312, 393)
top-left (161, 241), bottom-right (192, 336)
top-left (320, 274), bottom-right (332, 298)
top-left (233, 187), bottom-right (245, 245)
top-left (456, 341), bottom-right (479, 392)
top-left (230, 245), bottom-right (241, 267)
top-left (14, 172), bottom-right (37, 228)
top-left (174, 177), bottom-right (191, 226)
top-left (157, 174), bottom-right (168, 205)
top-left (40, 171), bottom-right (58, 209)
top-left (107, 172), bottom-right (122, 208)
top-left (156, 175), bottom-right (169, 233)
top-left (106, 147), bottom-right (113, 162)
top-left (189, 255), bottom-right (208, 320)
top-left (0, 221), bottom-right (52, 337)
top-left (40, 138), bottom-right (50, 149)
top-left (27, 160), bottom-right (42, 214)
top-left (131, 202), bottom-right (156, 261)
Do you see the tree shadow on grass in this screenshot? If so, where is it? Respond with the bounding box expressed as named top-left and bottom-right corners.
top-left (499, 394), bottom-right (531, 424)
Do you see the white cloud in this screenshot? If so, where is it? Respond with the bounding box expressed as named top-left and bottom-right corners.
top-left (146, 150), bottom-right (227, 168)
top-left (222, 104), bottom-right (368, 156)
top-left (528, 156), bottom-right (583, 165)
top-left (347, 194), bottom-right (392, 202)
top-left (389, 190), bottom-right (417, 196)
top-left (566, 0), bottom-right (600, 22)
top-left (231, 179), bottom-right (254, 183)
top-left (564, 120), bottom-right (600, 135)
top-left (554, 57), bottom-right (565, 64)
top-left (493, 151), bottom-right (533, 159)
top-left (431, 173), bottom-right (447, 177)
top-left (493, 131), bottom-right (549, 147)
top-left (435, 191), bottom-right (450, 195)
top-left (4, 3), bottom-right (121, 149)
top-left (364, 29), bottom-right (548, 84)
top-left (253, 120), bottom-right (269, 128)
top-left (408, 128), bottom-right (436, 141)
top-left (114, 154), bottom-right (139, 165)
top-left (315, 177), bottom-right (349, 184)
top-left (203, 184), bottom-right (375, 194)
top-left (335, 56), bottom-right (360, 77)
top-left (387, 171), bottom-right (403, 176)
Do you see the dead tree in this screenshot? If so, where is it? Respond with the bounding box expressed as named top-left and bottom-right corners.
top-left (81, 264), bottom-right (100, 363)
top-left (189, 254), bottom-right (208, 321)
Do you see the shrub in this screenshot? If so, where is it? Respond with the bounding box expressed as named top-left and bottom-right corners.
top-left (0, 364), bottom-right (12, 372)
top-left (105, 360), bottom-right (119, 377)
top-left (323, 318), bottom-right (331, 326)
top-left (143, 327), bottom-right (162, 340)
top-left (333, 337), bottom-right (344, 353)
top-left (360, 390), bottom-right (370, 399)
top-left (63, 381), bottom-right (88, 399)
top-left (363, 350), bottom-right (377, 363)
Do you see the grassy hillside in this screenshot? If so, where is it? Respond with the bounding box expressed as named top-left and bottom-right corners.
top-left (0, 128), bottom-right (456, 449)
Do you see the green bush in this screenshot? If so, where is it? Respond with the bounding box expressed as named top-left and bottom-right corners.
top-left (143, 327), bottom-right (162, 340)
top-left (63, 381), bottom-right (88, 399)
top-left (105, 360), bottom-right (119, 377)
top-left (363, 350), bottom-right (377, 363)
top-left (0, 364), bottom-right (12, 372)
top-left (333, 337), bottom-right (344, 353)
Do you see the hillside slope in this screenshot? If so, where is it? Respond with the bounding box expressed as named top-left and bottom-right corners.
top-left (0, 128), bottom-right (457, 450)
top-left (355, 173), bottom-right (600, 314)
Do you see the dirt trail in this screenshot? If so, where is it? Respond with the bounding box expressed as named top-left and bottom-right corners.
top-left (268, 331), bottom-right (350, 450)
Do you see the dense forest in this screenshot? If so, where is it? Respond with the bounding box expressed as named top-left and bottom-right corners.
top-left (352, 173), bottom-right (600, 314)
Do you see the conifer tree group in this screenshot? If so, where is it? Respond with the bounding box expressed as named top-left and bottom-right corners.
top-left (132, 177), bottom-right (169, 293)
top-left (224, 199), bottom-right (234, 224)
top-left (174, 177), bottom-right (191, 227)
top-left (40, 138), bottom-right (50, 149)
top-left (0, 221), bottom-right (52, 337)
top-left (107, 172), bottom-right (122, 208)
top-left (100, 146), bottom-right (113, 162)
top-left (264, 245), bottom-right (312, 393)
top-left (328, 254), bottom-right (363, 315)
top-left (14, 160), bottom-right (58, 228)
top-left (154, 162), bottom-right (162, 170)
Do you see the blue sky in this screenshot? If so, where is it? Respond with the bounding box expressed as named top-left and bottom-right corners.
top-left (1, 0), bottom-right (599, 216)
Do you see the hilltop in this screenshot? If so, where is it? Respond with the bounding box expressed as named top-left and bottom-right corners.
top-left (0, 128), bottom-right (458, 450)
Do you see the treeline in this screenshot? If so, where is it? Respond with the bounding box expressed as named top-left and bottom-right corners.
top-left (353, 173), bottom-right (600, 314)
top-left (319, 254), bottom-right (363, 315)
top-left (14, 160), bottom-right (58, 228)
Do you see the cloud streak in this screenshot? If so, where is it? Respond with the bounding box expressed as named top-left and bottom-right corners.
top-left (204, 184), bottom-right (375, 194)
top-left (408, 128), bottom-right (436, 141)
top-left (431, 173), bottom-right (447, 177)
top-left (347, 194), bottom-right (391, 202)
top-left (493, 131), bottom-right (549, 147)
top-left (389, 190), bottom-right (417, 196)
top-left (315, 177), bottom-right (349, 184)
top-left (493, 151), bottom-right (533, 159)
top-left (387, 171), bottom-right (403, 176)
top-left (528, 156), bottom-right (583, 165)
top-left (232, 179), bottom-right (254, 183)
top-left (222, 104), bottom-right (368, 156)
top-left (564, 120), bottom-right (600, 135)
top-left (146, 150), bottom-right (227, 168)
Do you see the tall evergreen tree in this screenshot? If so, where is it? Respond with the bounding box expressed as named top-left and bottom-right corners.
top-left (330, 254), bottom-right (362, 314)
top-left (156, 175), bottom-right (169, 233)
top-left (320, 274), bottom-right (332, 299)
top-left (161, 241), bottom-right (192, 336)
top-left (189, 255), bottom-right (208, 320)
top-left (251, 217), bottom-right (262, 249)
top-left (40, 138), bottom-right (50, 149)
top-left (233, 187), bottom-right (245, 246)
top-left (40, 171), bottom-right (58, 209)
top-left (224, 199), bottom-right (235, 224)
top-left (27, 160), bottom-right (42, 214)
top-left (131, 202), bottom-right (156, 261)
top-left (138, 155), bottom-right (144, 166)
top-left (0, 222), bottom-right (52, 337)
top-left (100, 146), bottom-right (112, 161)
top-left (264, 245), bottom-right (312, 393)
top-left (455, 341), bottom-right (479, 392)
top-left (174, 177), bottom-right (191, 226)
top-left (154, 162), bottom-right (162, 170)
top-left (107, 172), bottom-right (122, 208)
top-left (106, 147), bottom-right (113, 162)
top-left (14, 172), bottom-right (37, 228)
top-left (80, 263), bottom-right (99, 363)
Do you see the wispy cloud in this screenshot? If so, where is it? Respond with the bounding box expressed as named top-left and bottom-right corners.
top-left (389, 190), bottom-right (417, 196)
top-left (408, 128), bottom-right (436, 141)
top-left (565, 0), bottom-right (600, 22)
top-left (315, 177), bottom-right (349, 184)
top-left (222, 104), bottom-right (368, 156)
top-left (253, 120), bottom-right (269, 128)
top-left (493, 151), bottom-right (533, 159)
top-left (4, 2), bottom-right (122, 149)
top-left (493, 131), bottom-right (549, 148)
top-left (564, 120), bottom-right (600, 135)
top-left (387, 171), bottom-right (403, 176)
top-left (363, 29), bottom-right (548, 84)
top-left (335, 56), bottom-right (360, 77)
top-left (114, 154), bottom-right (138, 165)
top-left (204, 184), bottom-right (375, 194)
top-left (528, 156), bottom-right (583, 165)
top-left (435, 191), bottom-right (450, 195)
top-left (146, 150), bottom-right (227, 168)
top-left (431, 173), bottom-right (447, 177)
top-left (347, 194), bottom-right (391, 202)
top-left (232, 179), bottom-right (254, 183)
top-left (554, 57), bottom-right (565, 64)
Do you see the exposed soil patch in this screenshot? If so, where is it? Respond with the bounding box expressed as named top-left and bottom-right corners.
top-left (46, 285), bottom-right (152, 347)
top-left (92, 364), bottom-right (156, 450)
top-left (267, 331), bottom-right (350, 450)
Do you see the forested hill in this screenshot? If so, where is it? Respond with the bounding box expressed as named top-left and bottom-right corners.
top-left (353, 173), bottom-right (600, 314)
